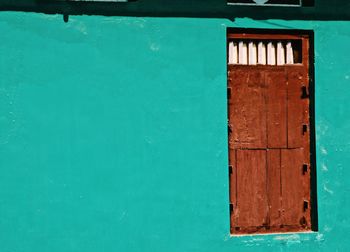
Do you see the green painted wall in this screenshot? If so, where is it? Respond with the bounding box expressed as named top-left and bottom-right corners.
top-left (0, 12), bottom-right (349, 251)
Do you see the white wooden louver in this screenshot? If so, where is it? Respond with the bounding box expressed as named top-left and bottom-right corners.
top-left (228, 40), bottom-right (297, 65)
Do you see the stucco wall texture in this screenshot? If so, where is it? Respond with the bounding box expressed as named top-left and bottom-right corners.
top-left (0, 12), bottom-right (349, 251)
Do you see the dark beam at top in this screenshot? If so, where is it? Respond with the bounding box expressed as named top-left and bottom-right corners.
top-left (0, 0), bottom-right (349, 21)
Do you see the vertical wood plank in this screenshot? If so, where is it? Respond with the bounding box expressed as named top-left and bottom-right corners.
top-left (266, 70), bottom-right (287, 148)
top-left (258, 42), bottom-right (267, 65)
top-left (287, 68), bottom-right (309, 148)
top-left (286, 42), bottom-right (294, 64)
top-left (281, 149), bottom-right (306, 227)
top-left (248, 42), bottom-right (257, 65)
top-left (236, 150), bottom-right (268, 228)
top-left (228, 42), bottom-right (238, 64)
top-left (239, 41), bottom-right (248, 65)
top-left (302, 146), bottom-right (312, 228)
top-left (267, 149), bottom-right (282, 227)
top-left (276, 42), bottom-right (286, 66)
top-left (267, 42), bottom-right (276, 65)
top-left (229, 149), bottom-right (237, 230)
top-left (230, 69), bottom-right (267, 149)
top-left (229, 149), bottom-right (237, 205)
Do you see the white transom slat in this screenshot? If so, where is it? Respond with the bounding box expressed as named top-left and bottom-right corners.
top-left (228, 40), bottom-right (297, 66)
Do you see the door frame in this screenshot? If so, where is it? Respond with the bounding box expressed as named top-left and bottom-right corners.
top-left (226, 28), bottom-right (318, 234)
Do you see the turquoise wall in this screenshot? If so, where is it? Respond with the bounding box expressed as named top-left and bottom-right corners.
top-left (0, 12), bottom-right (349, 251)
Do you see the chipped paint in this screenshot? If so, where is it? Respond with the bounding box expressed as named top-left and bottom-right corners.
top-left (150, 42), bottom-right (160, 51)
top-left (274, 234), bottom-right (301, 243)
top-left (323, 184), bottom-right (334, 195)
top-left (321, 163), bottom-right (328, 172)
top-left (320, 146), bottom-right (328, 155)
top-left (316, 233), bottom-right (325, 242)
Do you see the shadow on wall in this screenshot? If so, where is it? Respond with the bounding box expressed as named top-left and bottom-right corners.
top-left (0, 0), bottom-right (349, 20)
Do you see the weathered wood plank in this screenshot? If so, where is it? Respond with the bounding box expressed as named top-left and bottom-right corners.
top-left (229, 149), bottom-right (238, 230)
top-left (229, 149), bottom-right (237, 205)
top-left (267, 149), bottom-right (282, 228)
top-left (235, 150), bottom-right (268, 228)
top-left (287, 68), bottom-right (309, 148)
top-left (229, 69), bottom-right (267, 149)
top-left (281, 148), bottom-right (307, 227)
top-left (266, 70), bottom-right (288, 148)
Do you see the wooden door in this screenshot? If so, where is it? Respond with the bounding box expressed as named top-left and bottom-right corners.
top-left (228, 33), bottom-right (312, 234)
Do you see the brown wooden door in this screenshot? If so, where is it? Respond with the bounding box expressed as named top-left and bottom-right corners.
top-left (228, 34), bottom-right (311, 234)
